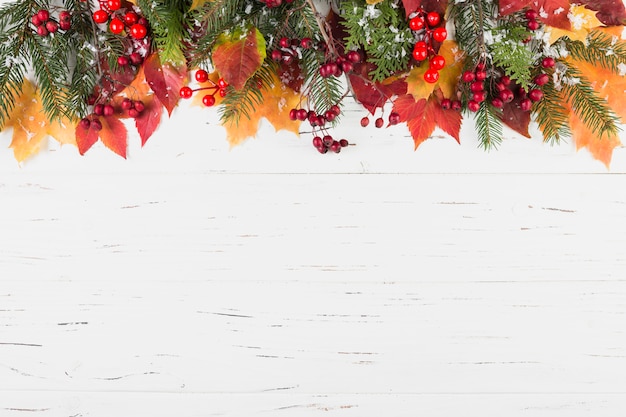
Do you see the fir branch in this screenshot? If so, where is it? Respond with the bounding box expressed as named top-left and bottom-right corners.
top-left (138, 0), bottom-right (189, 64)
top-left (566, 30), bottom-right (626, 74)
top-left (561, 65), bottom-right (621, 138)
top-left (219, 63), bottom-right (277, 124)
top-left (533, 77), bottom-right (571, 143)
top-left (475, 101), bottom-right (503, 150)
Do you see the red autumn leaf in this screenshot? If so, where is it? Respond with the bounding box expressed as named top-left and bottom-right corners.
top-left (144, 52), bottom-right (187, 116)
top-left (499, 0), bottom-right (571, 30)
top-left (212, 26), bottom-right (266, 90)
top-left (393, 94), bottom-right (462, 148)
top-left (349, 62), bottom-right (407, 114)
top-left (401, 0), bottom-right (447, 17)
top-left (99, 116), bottom-right (128, 158)
top-left (75, 121), bottom-right (101, 155)
top-left (578, 0), bottom-right (626, 25)
top-left (501, 91), bottom-right (531, 138)
top-left (278, 57), bottom-right (304, 93)
top-left (135, 99), bottom-right (163, 146)
top-left (98, 58), bottom-right (137, 98)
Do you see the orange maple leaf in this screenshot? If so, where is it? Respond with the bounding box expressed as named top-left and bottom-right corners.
top-left (546, 5), bottom-right (603, 43)
top-left (4, 80), bottom-right (76, 162)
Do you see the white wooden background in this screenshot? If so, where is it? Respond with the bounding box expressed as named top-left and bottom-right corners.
top-left (1, 89), bottom-right (626, 417)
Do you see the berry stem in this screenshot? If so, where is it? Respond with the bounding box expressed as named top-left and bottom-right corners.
top-left (305, 0), bottom-right (338, 57)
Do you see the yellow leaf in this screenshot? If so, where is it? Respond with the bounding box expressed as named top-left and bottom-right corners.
top-left (407, 40), bottom-right (464, 100)
top-left (223, 72), bottom-right (302, 146)
top-left (5, 80), bottom-right (50, 162)
top-left (191, 0), bottom-right (212, 10)
top-left (547, 5), bottom-right (603, 43)
top-left (366, 0), bottom-right (385, 4)
top-left (47, 117), bottom-right (77, 146)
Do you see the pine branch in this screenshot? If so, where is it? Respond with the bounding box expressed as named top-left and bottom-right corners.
top-left (219, 63), bottom-right (277, 124)
top-left (138, 0), bottom-right (189, 64)
top-left (561, 66), bottom-right (621, 138)
top-left (566, 30), bottom-right (626, 74)
top-left (533, 76), bottom-right (571, 143)
top-left (475, 101), bottom-right (503, 150)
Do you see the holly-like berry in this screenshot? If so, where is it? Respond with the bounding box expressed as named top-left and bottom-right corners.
top-left (534, 73), bottom-right (550, 86)
top-left (429, 55), bottom-right (445, 70)
top-left (491, 98), bottom-right (504, 108)
top-left (527, 19), bottom-right (540, 31)
top-left (37, 10), bottom-right (50, 23)
top-left (426, 12), bottom-right (441, 27)
top-left (528, 89), bottom-right (543, 102)
top-left (59, 10), bottom-right (71, 23)
top-left (289, 109), bottom-right (298, 121)
top-left (271, 49), bottom-right (282, 61)
top-left (322, 135), bottom-right (334, 146)
top-left (128, 108), bottom-right (140, 118)
top-left (360, 116), bottom-right (369, 127)
top-left (130, 23), bottom-right (147, 39)
top-left (424, 69), bottom-right (439, 83)
top-left (375, 117), bottom-right (384, 128)
top-left (541, 57), bottom-right (556, 68)
top-left (475, 70), bottom-right (487, 81)
top-left (312, 136), bottom-right (323, 149)
top-left (93, 9), bottom-right (109, 24)
top-left (31, 14), bottom-right (42, 26)
top-left (451, 100), bottom-right (462, 111)
top-left (432, 27), bottom-right (447, 42)
top-left (500, 75), bottom-right (511, 85)
top-left (107, 0), bottom-right (122, 11)
top-left (46, 21), bottom-right (58, 34)
top-left (91, 119), bottom-right (103, 131)
top-left (103, 104), bottom-right (115, 117)
top-left (36, 25), bottom-right (48, 37)
top-left (462, 71), bottom-right (475, 83)
top-left (520, 98), bottom-right (532, 111)
top-left (473, 91), bottom-right (486, 103)
top-left (279, 37), bottom-right (290, 48)
top-left (440, 98), bottom-right (451, 110)
top-left (79, 118), bottom-right (91, 129)
top-left (124, 11), bottom-right (139, 26)
top-left (218, 78), bottom-right (229, 89)
top-left (121, 98), bottom-right (133, 110)
top-left (412, 47), bottom-right (428, 62)
top-left (93, 103), bottom-right (104, 116)
top-left (525, 9), bottom-right (539, 20)
top-left (179, 86), bottom-right (193, 99)
top-left (109, 18), bottom-right (125, 34)
top-left (467, 100), bottom-right (480, 112)
top-left (133, 101), bottom-right (145, 113)
top-left (330, 141), bottom-right (342, 153)
top-left (346, 50), bottom-right (361, 63)
top-left (195, 69), bottom-right (209, 83)
top-left (202, 95), bottom-right (216, 107)
top-left (470, 81), bottom-right (484, 92)
top-left (340, 139), bottom-right (349, 147)
top-left (117, 56), bottom-right (129, 66)
top-left (499, 89), bottom-right (514, 103)
top-left (409, 16), bottom-right (425, 31)
top-left (388, 112), bottom-right (401, 125)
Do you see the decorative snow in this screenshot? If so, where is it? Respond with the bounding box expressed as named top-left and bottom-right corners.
top-left (618, 62), bottom-right (626, 76)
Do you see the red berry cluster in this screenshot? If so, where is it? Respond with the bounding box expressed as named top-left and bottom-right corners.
top-left (525, 9), bottom-right (541, 31)
top-left (318, 50), bottom-right (362, 78)
top-left (289, 104), bottom-right (341, 128)
top-left (460, 63), bottom-right (489, 112)
top-left (31, 9), bottom-right (71, 37)
top-left (360, 112), bottom-right (400, 129)
top-left (409, 10), bottom-right (448, 83)
top-left (179, 71), bottom-right (229, 105)
top-left (120, 98), bottom-right (146, 118)
top-left (258, 0), bottom-right (294, 7)
top-left (93, 1), bottom-right (148, 40)
top-left (312, 135), bottom-right (349, 154)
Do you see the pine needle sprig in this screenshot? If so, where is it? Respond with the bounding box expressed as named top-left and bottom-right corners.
top-left (219, 63), bottom-right (277, 124)
top-left (533, 77), bottom-right (571, 143)
top-left (475, 101), bottom-right (503, 149)
top-left (138, 0), bottom-right (189, 64)
top-left (561, 65), bottom-right (621, 138)
top-left (566, 30), bottom-right (626, 74)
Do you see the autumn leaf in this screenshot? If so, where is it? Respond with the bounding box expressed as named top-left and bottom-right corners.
top-left (75, 115), bottom-right (128, 158)
top-left (223, 72), bottom-right (302, 146)
top-left (191, 0), bottom-right (212, 10)
top-left (392, 92), bottom-right (462, 148)
top-left (501, 86), bottom-right (531, 138)
top-left (546, 5), bottom-right (603, 43)
top-left (578, 0), bottom-right (626, 26)
top-left (500, 0), bottom-right (571, 30)
top-left (212, 26), bottom-right (266, 91)
top-left (406, 40), bottom-right (464, 100)
top-left (115, 66), bottom-right (164, 146)
top-left (4, 80), bottom-right (77, 162)
top-left (349, 62), bottom-right (408, 114)
top-left (144, 52), bottom-right (188, 116)
top-left (401, 0), bottom-right (447, 17)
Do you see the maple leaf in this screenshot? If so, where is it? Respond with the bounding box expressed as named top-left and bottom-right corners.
top-left (349, 62), bottom-right (407, 114)
top-left (4, 80), bottom-right (77, 162)
top-left (75, 115), bottom-right (128, 158)
top-left (115, 66), bottom-right (164, 146)
top-left (223, 72), bottom-right (302, 146)
top-left (212, 26), bottom-right (266, 91)
top-left (406, 40), bottom-right (464, 100)
top-left (144, 52), bottom-right (188, 116)
top-left (392, 92), bottom-right (462, 148)
top-left (500, 0), bottom-right (571, 30)
top-left (546, 5), bottom-right (603, 43)
top-left (578, 0), bottom-right (626, 26)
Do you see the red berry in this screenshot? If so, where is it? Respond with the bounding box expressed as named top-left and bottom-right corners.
top-left (91, 119), bottom-right (102, 131)
top-left (312, 136), bottom-right (323, 149)
top-left (499, 89), bottom-right (514, 103)
top-left (388, 112), bottom-right (401, 125)
top-left (124, 12), bottom-right (139, 26)
top-left (179, 86), bottom-right (193, 99)
top-left (109, 18), bottom-right (124, 34)
top-left (60, 20), bottom-right (71, 31)
top-left (117, 56), bottom-right (129, 66)
top-left (470, 81), bottom-right (484, 92)
top-left (432, 27), bottom-right (447, 42)
top-left (271, 49), bottom-right (282, 62)
top-left (107, 0), bottom-right (122, 11)
top-left (520, 98), bottom-right (532, 111)
top-left (528, 89), bottom-right (543, 102)
top-left (121, 98), bottom-right (133, 110)
top-left (462, 71), bottom-right (475, 83)
top-left (300, 37), bottom-right (312, 49)
top-left (103, 104), bottom-right (115, 116)
top-left (375, 117), bottom-right (384, 128)
top-left (426, 12), bottom-right (440, 27)
top-left (296, 109), bottom-right (308, 121)
top-left (527, 19), bottom-right (540, 31)
top-left (409, 16), bottom-right (425, 31)
top-left (534, 73), bottom-right (550, 86)
top-left (330, 141), bottom-right (342, 153)
top-left (360, 116), bottom-right (369, 127)
top-left (36, 25), bottom-right (49, 37)
top-left (79, 118), bottom-right (91, 129)
top-left (495, 82), bottom-right (506, 92)
top-left (475, 70), bottom-right (487, 81)
top-left (130, 23), bottom-right (147, 39)
top-left (525, 9), bottom-right (539, 20)
top-left (440, 98), bottom-right (451, 110)
top-left (133, 101), bottom-right (145, 113)
top-left (219, 88), bottom-right (227, 98)
top-left (424, 68), bottom-right (439, 83)
top-left (430, 55), bottom-right (446, 71)
top-left (31, 15), bottom-right (42, 26)
top-left (279, 37), bottom-right (290, 48)
top-left (476, 62), bottom-right (486, 71)
top-left (37, 10), bottom-right (50, 22)
top-left (94, 104), bottom-right (104, 116)
top-left (500, 75), bottom-right (511, 85)
top-left (491, 98), bottom-right (504, 108)
top-left (128, 108), bottom-right (140, 118)
top-left (542, 57), bottom-right (556, 68)
top-left (218, 78), bottom-right (229, 89)
top-left (341, 61), bottom-right (354, 73)
top-left (93, 10), bottom-right (109, 24)
top-left (323, 135), bottom-right (334, 146)
top-left (330, 104), bottom-right (341, 115)
top-left (289, 109), bottom-right (297, 121)
top-left (412, 47), bottom-right (428, 61)
top-left (472, 91), bottom-right (486, 103)
top-left (468, 100), bottom-right (480, 112)
top-left (339, 139), bottom-right (349, 147)
top-left (347, 50), bottom-right (361, 63)
top-left (129, 52), bottom-right (143, 65)
top-left (202, 95), bottom-right (216, 107)
top-left (59, 11), bottom-right (71, 22)
top-left (325, 110), bottom-right (336, 122)
top-left (195, 69), bottom-right (209, 83)
top-left (451, 100), bottom-right (462, 111)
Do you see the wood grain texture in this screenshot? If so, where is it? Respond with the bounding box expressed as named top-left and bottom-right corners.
top-left (1, 98), bottom-right (626, 415)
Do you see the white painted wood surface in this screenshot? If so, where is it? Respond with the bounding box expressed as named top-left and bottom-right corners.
top-left (1, 97), bottom-right (626, 416)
